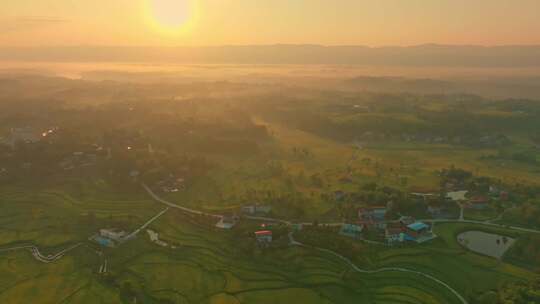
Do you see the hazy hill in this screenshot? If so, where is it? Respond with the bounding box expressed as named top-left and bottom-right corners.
top-left (1, 44), bottom-right (540, 67)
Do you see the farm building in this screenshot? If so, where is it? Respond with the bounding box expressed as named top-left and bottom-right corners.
top-left (358, 207), bottom-right (387, 229)
top-left (406, 222), bottom-right (430, 238)
top-left (242, 205), bottom-right (272, 215)
top-left (385, 223), bottom-right (405, 244)
top-left (446, 190), bottom-right (468, 202)
top-left (358, 207), bottom-right (387, 221)
top-left (100, 228), bottom-right (127, 241)
top-left (339, 224), bottom-right (364, 239)
top-left (255, 230), bottom-right (273, 243)
top-left (405, 222), bottom-right (436, 243)
top-left (399, 216), bottom-right (415, 227)
top-left (94, 236), bottom-right (115, 248)
top-left (215, 216), bottom-right (238, 229)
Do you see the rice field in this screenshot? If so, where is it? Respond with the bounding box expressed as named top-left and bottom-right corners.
top-left (0, 178), bottom-right (537, 303)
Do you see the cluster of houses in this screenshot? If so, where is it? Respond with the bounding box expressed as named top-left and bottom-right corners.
top-left (214, 204), bottom-right (272, 230)
top-left (1, 127), bottom-right (61, 148)
top-left (156, 175), bottom-right (186, 193)
top-left (445, 186), bottom-right (508, 211)
top-left (212, 204), bottom-right (276, 247)
top-left (384, 217), bottom-right (435, 245)
top-left (411, 184), bottom-right (509, 218)
top-left (339, 205), bottom-right (436, 245)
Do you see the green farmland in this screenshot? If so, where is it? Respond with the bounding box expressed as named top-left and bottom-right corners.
top-left (0, 182), bottom-right (537, 304)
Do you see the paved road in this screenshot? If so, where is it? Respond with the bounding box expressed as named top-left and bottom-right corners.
top-left (244, 215), bottom-right (292, 225)
top-left (144, 183), bottom-right (540, 234)
top-left (0, 243), bottom-right (83, 263)
top-left (294, 217), bottom-right (540, 235)
top-left (142, 184), bottom-right (222, 219)
top-left (142, 184), bottom-right (540, 304)
top-left (144, 185), bottom-right (468, 302)
top-left (123, 207), bottom-right (170, 241)
top-left (417, 218), bottom-right (540, 234)
top-left (289, 233), bottom-right (468, 304)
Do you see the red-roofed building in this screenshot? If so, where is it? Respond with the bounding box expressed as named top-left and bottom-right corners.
top-left (255, 230), bottom-right (272, 243)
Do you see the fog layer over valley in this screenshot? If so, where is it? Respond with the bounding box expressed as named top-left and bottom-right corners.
top-left (0, 63), bottom-right (539, 304)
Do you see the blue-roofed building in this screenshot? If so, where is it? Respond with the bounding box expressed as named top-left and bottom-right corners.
top-left (404, 234), bottom-right (417, 242)
top-left (340, 224), bottom-right (364, 239)
top-left (408, 222), bottom-right (429, 231)
top-left (405, 221), bottom-right (436, 243)
top-left (94, 236), bottom-right (116, 248)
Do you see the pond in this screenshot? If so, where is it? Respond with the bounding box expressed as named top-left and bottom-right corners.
top-left (457, 231), bottom-right (515, 259)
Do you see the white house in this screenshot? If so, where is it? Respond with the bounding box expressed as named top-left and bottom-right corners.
top-left (446, 190), bottom-right (468, 201)
top-left (100, 228), bottom-right (127, 241)
top-left (215, 216), bottom-right (238, 229)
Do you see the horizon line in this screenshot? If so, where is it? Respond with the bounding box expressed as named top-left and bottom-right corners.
top-left (1, 43), bottom-right (540, 49)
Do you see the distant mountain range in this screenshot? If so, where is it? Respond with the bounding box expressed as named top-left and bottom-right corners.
top-left (1, 44), bottom-right (540, 67)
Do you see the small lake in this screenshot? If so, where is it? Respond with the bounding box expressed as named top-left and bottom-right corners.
top-left (457, 231), bottom-right (515, 259)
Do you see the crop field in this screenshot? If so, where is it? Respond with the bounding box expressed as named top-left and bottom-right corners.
top-left (0, 179), bottom-right (537, 303)
top-left (104, 211), bottom-right (463, 304)
top-left (372, 223), bottom-right (535, 300)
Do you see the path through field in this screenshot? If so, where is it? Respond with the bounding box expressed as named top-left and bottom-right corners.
top-left (0, 242), bottom-right (83, 263)
top-left (144, 184), bottom-right (471, 304)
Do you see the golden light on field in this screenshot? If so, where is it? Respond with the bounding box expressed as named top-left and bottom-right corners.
top-left (144, 0), bottom-right (197, 34)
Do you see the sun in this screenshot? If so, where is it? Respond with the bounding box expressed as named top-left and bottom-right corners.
top-left (145, 0), bottom-right (197, 33)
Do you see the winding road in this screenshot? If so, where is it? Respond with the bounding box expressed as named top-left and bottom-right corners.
top-left (123, 207), bottom-right (170, 241)
top-left (0, 242), bottom-right (83, 263)
top-left (144, 184), bottom-right (472, 304)
top-left (142, 184), bottom-right (222, 219)
top-left (286, 231), bottom-right (468, 303)
top-left (288, 231), bottom-right (468, 304)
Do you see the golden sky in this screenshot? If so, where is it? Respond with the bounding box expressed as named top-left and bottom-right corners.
top-left (1, 0), bottom-right (540, 47)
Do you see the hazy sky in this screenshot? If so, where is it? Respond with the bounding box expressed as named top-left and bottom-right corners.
top-left (1, 0), bottom-right (540, 47)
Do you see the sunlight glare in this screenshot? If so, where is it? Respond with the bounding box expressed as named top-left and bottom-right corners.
top-left (147, 0), bottom-right (195, 32)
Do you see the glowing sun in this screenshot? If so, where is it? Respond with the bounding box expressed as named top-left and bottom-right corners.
top-left (146, 0), bottom-right (195, 32)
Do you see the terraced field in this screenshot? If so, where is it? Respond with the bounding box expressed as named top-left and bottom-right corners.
top-left (107, 212), bottom-right (462, 304)
top-left (0, 182), bottom-right (537, 303)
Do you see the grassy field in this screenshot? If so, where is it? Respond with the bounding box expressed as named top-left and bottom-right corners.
top-left (0, 180), bottom-right (538, 303)
top-left (105, 210), bottom-right (465, 304)
top-left (373, 223), bottom-right (535, 300)
top-left (0, 185), bottom-right (463, 304)
top-left (463, 208), bottom-right (499, 221)
top-left (146, 117), bottom-right (538, 224)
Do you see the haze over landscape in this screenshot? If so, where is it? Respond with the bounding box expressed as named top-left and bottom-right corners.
top-left (2, 0), bottom-right (540, 46)
top-left (0, 1), bottom-right (539, 304)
